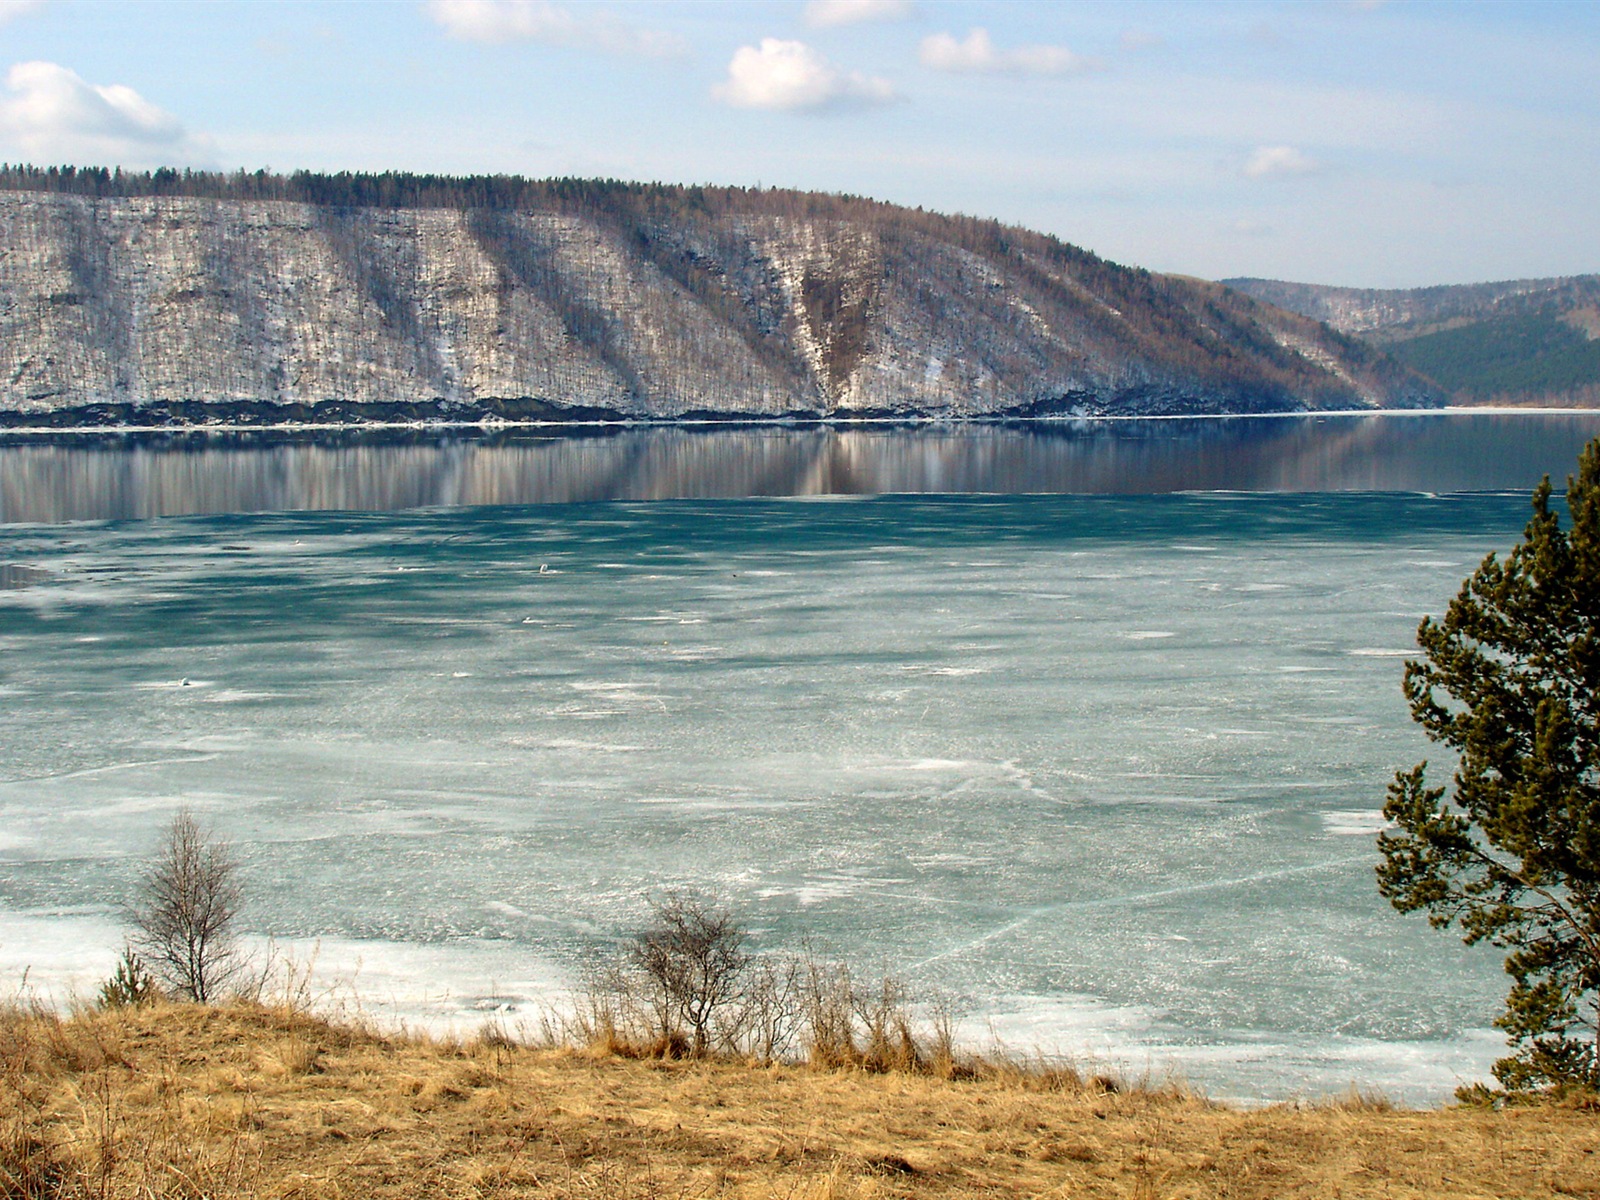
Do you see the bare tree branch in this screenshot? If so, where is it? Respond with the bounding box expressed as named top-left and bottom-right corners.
top-left (129, 810), bottom-right (244, 1003)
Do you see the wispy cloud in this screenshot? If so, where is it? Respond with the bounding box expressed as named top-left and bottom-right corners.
top-left (919, 28), bottom-right (1099, 77)
top-left (1242, 144), bottom-right (1320, 179)
top-left (425, 0), bottom-right (687, 57)
top-left (713, 39), bottom-right (897, 113)
top-left (0, 1), bottom-right (44, 28)
top-left (802, 0), bottom-right (914, 30)
top-left (0, 61), bottom-right (214, 167)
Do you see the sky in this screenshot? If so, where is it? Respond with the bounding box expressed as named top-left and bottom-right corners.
top-left (0, 0), bottom-right (1596, 288)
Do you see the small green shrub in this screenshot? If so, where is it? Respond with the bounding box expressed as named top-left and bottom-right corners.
top-left (98, 946), bottom-right (158, 1009)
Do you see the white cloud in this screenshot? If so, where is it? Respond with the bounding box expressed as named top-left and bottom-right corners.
top-left (1243, 144), bottom-right (1320, 179)
top-left (0, 1), bottom-right (44, 28)
top-left (0, 61), bottom-right (214, 167)
top-left (713, 39), bottom-right (897, 113)
top-left (425, 0), bottom-right (686, 57)
top-left (802, 0), bottom-right (914, 30)
top-left (919, 28), bottom-right (1099, 77)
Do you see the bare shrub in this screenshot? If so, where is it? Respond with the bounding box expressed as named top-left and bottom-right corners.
top-left (853, 974), bottom-right (921, 1073)
top-left (629, 891), bottom-right (749, 1057)
top-left (730, 954), bottom-right (805, 1064)
top-left (796, 960), bottom-right (926, 1072)
top-left (129, 810), bottom-right (244, 1004)
top-left (560, 974), bottom-right (635, 1056)
top-left (576, 897), bottom-right (968, 1074)
top-left (799, 958), bottom-right (860, 1069)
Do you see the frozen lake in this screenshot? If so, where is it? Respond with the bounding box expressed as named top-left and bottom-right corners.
top-left (3, 412), bottom-right (1599, 1102)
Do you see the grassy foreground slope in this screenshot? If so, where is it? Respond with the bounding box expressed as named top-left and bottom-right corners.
top-left (5, 1001), bottom-right (1598, 1200)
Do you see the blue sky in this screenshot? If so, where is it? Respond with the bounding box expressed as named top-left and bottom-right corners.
top-left (0, 0), bottom-right (1596, 288)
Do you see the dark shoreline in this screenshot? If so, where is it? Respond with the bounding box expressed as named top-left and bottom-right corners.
top-left (1, 405), bottom-right (1588, 443)
top-left (0, 381), bottom-right (1376, 434)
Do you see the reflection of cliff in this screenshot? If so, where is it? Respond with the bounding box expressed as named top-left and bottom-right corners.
top-left (0, 183), bottom-right (1438, 424)
top-left (3, 417), bottom-right (1595, 522)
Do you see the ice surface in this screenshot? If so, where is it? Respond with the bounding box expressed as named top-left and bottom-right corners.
top-left (0, 488), bottom-right (1561, 1101)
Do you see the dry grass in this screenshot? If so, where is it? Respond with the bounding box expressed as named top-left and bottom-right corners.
top-left (2, 999), bottom-right (1599, 1199)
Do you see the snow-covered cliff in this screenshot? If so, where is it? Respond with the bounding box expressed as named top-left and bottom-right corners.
top-left (0, 188), bottom-right (1438, 425)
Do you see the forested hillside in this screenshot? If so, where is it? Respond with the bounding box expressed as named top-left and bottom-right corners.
top-left (1225, 274), bottom-right (1600, 406)
top-left (0, 167), bottom-right (1437, 425)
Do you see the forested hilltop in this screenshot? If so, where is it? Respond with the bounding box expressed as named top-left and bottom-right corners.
top-left (1225, 274), bottom-right (1600, 407)
top-left (0, 166), bottom-right (1437, 426)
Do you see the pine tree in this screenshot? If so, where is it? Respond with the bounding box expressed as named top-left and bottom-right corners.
top-left (1378, 437), bottom-right (1600, 1095)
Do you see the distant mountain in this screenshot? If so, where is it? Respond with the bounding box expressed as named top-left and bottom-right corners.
top-left (0, 167), bottom-right (1437, 427)
top-left (1223, 275), bottom-right (1600, 407)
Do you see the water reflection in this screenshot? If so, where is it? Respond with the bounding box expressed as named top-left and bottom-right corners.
top-left (3, 413), bottom-right (1598, 523)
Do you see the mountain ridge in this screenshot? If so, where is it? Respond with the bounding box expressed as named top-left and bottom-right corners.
top-left (0, 168), bottom-right (1439, 426)
top-left (1223, 274), bottom-right (1600, 406)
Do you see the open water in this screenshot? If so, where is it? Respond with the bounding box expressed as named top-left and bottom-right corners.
top-left (3, 412), bottom-right (1600, 1103)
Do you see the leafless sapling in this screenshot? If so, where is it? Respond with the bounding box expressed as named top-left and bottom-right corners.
top-left (130, 810), bottom-right (244, 1003)
top-left (630, 891), bottom-right (749, 1056)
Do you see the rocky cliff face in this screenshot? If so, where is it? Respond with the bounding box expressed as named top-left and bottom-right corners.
top-left (0, 189), bottom-right (1437, 425)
